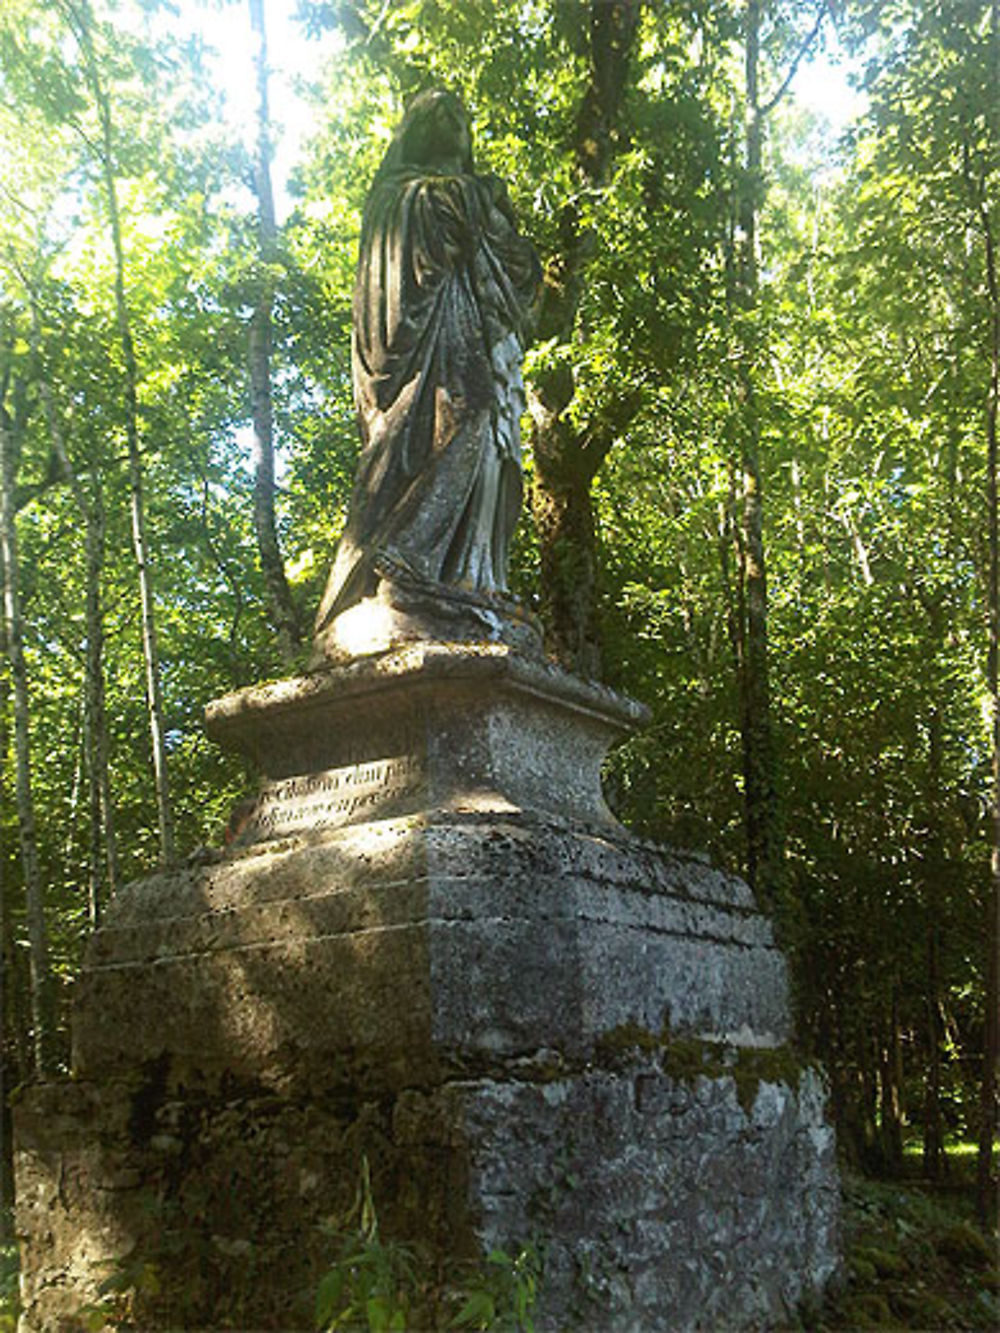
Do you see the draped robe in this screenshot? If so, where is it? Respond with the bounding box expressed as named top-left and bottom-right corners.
top-left (314, 163), bottom-right (540, 632)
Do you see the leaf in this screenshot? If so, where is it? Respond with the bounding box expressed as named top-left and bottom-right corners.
top-left (314, 1266), bottom-right (347, 1330)
top-left (137, 1263), bottom-right (160, 1296)
top-left (451, 1290), bottom-right (496, 1328)
top-left (365, 1293), bottom-right (397, 1332)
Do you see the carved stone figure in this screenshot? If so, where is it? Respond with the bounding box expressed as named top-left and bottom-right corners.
top-left (313, 90), bottom-right (541, 644)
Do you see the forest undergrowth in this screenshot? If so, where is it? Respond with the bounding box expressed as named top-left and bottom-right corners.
top-left (808, 1159), bottom-right (999, 1332)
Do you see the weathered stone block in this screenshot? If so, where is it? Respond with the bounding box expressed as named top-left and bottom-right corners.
top-left (68, 810), bottom-right (791, 1091)
top-left (14, 645), bottom-right (839, 1331)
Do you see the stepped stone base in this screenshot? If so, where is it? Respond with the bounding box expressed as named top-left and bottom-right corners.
top-left (13, 644), bottom-right (839, 1330)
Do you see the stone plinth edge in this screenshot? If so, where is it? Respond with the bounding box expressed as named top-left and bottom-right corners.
top-left (206, 642), bottom-right (648, 746)
top-left (204, 643), bottom-right (650, 839)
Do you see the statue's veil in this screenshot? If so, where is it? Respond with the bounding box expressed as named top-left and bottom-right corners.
top-left (372, 89), bottom-right (474, 182)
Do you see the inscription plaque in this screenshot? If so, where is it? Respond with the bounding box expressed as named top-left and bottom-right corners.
top-left (238, 754), bottom-right (424, 842)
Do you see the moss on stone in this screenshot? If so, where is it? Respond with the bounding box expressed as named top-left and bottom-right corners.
top-left (594, 1020), bottom-right (666, 1059)
top-left (848, 1255), bottom-right (877, 1285)
top-left (888, 1288), bottom-right (955, 1326)
top-left (820, 1172), bottom-right (999, 1332)
top-left (594, 1023), bottom-right (812, 1116)
top-left (660, 1037), bottom-right (722, 1083)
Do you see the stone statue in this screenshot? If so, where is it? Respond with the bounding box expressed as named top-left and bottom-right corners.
top-left (313, 89), bottom-right (541, 652)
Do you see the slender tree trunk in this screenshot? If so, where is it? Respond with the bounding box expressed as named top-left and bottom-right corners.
top-left (878, 989), bottom-right (904, 1175)
top-left (728, 1), bottom-right (827, 900)
top-left (977, 17), bottom-right (999, 1215)
top-left (0, 901), bottom-right (21, 1237)
top-left (528, 0), bottom-right (641, 676)
top-left (83, 487), bottom-right (114, 922)
top-left (0, 658), bottom-right (29, 1088)
top-left (922, 704), bottom-right (946, 1181)
top-left (29, 292), bottom-right (116, 921)
top-left (922, 931), bottom-right (945, 1180)
top-left (66, 0), bottom-right (176, 865)
top-left (108, 167), bottom-right (175, 867)
top-left (731, 0), bottom-right (780, 901)
top-left (862, 1038), bottom-right (880, 1169)
top-left (248, 0), bottom-right (300, 662)
top-left (0, 571), bottom-right (29, 1237)
top-left (64, 698), bottom-right (85, 861)
top-left (0, 397), bottom-right (55, 1076)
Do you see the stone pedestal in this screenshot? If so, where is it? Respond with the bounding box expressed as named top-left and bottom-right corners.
top-left (14, 644), bottom-right (839, 1331)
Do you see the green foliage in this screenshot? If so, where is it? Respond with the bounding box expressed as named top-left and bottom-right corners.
top-left (79, 1254), bottom-right (162, 1331)
top-left (314, 1157), bottom-right (540, 1332)
top-left (0, 1243), bottom-right (19, 1332)
top-left (315, 1157), bottom-right (416, 1333)
top-left (449, 1247), bottom-right (540, 1333)
top-left (314, 1234), bottom-right (415, 1333)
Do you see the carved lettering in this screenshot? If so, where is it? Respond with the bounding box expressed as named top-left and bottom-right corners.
top-left (241, 754), bottom-right (424, 840)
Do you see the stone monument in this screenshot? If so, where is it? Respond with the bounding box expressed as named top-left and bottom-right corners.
top-left (13, 91), bottom-right (839, 1331)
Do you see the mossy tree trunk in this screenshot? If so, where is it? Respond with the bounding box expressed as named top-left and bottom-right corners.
top-left (528, 0), bottom-right (641, 678)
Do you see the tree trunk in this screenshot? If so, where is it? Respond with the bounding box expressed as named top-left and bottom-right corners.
top-left (923, 928), bottom-right (945, 1180)
top-left (84, 485), bottom-right (116, 921)
top-left (921, 704), bottom-right (947, 1181)
top-left (29, 292), bottom-right (117, 922)
top-left (66, 0), bottom-right (176, 866)
top-left (1, 564), bottom-right (30, 1237)
top-left (531, 449), bottom-right (602, 676)
top-left (0, 391), bottom-right (55, 1076)
top-left (109, 164), bottom-right (175, 868)
top-left (878, 989), bottom-right (905, 1175)
top-left (727, 1), bottom-right (826, 898)
top-left (0, 893), bottom-right (25, 1236)
top-left (528, 0), bottom-right (640, 676)
top-left (248, 0), bottom-right (300, 662)
top-left (977, 8), bottom-right (999, 1217)
top-left (730, 0), bottom-right (782, 903)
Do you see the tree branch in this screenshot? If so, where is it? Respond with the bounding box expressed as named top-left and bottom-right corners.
top-left (759, 1), bottom-right (830, 119)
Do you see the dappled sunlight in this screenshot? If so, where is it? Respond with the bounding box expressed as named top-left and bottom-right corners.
top-left (320, 597), bottom-right (397, 658)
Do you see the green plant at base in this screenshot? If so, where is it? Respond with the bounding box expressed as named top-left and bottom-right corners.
top-left (314, 1157), bottom-right (541, 1332)
top-left (448, 1245), bottom-right (540, 1332)
top-left (811, 1172), bottom-right (1000, 1331)
top-left (79, 1255), bottom-right (162, 1331)
top-left (315, 1157), bottom-right (416, 1332)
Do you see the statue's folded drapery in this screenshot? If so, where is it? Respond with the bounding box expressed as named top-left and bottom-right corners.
top-left (315, 91), bottom-right (541, 634)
